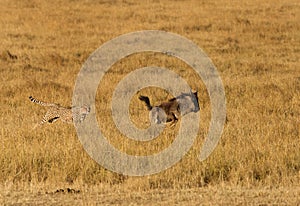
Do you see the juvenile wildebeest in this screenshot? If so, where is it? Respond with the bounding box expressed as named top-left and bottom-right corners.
top-left (139, 91), bottom-right (200, 125)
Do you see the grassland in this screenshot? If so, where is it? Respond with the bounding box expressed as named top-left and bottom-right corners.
top-left (0, 0), bottom-right (299, 204)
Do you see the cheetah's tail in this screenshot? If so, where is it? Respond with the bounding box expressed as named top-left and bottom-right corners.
top-left (29, 96), bottom-right (57, 107)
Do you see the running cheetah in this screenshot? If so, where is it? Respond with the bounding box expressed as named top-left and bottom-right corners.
top-left (29, 96), bottom-right (90, 129)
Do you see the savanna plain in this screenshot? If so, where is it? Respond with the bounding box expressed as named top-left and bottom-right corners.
top-left (0, 0), bottom-right (299, 205)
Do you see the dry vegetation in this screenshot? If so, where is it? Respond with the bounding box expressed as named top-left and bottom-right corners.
top-left (0, 0), bottom-right (299, 204)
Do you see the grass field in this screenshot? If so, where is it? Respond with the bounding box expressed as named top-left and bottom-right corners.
top-left (0, 0), bottom-right (299, 204)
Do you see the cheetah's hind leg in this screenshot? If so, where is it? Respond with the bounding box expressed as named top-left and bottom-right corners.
top-left (32, 115), bottom-right (60, 130)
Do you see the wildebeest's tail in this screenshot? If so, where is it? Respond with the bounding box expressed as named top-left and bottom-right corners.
top-left (139, 95), bottom-right (152, 110)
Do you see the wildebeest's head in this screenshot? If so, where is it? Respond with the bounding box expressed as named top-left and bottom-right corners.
top-left (176, 91), bottom-right (200, 116)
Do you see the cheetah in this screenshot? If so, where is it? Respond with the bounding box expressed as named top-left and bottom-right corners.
top-left (139, 91), bottom-right (200, 125)
top-left (29, 96), bottom-right (90, 129)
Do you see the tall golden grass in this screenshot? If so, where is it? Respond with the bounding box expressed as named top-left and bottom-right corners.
top-left (0, 0), bottom-right (299, 192)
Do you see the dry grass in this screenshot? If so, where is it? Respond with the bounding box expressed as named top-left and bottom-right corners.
top-left (0, 0), bottom-right (299, 204)
top-left (1, 183), bottom-right (300, 205)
